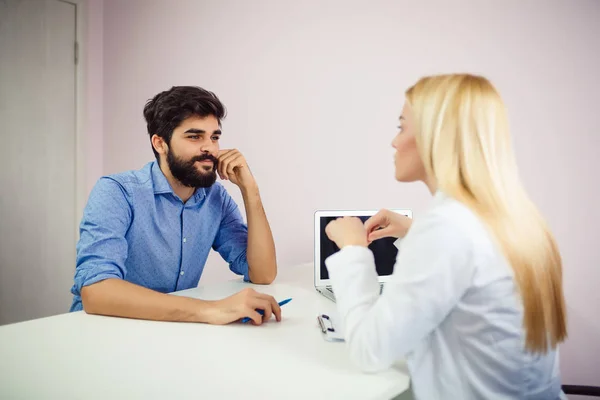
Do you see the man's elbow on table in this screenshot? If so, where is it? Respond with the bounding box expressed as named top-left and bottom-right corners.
top-left (80, 279), bottom-right (113, 315)
top-left (246, 256), bottom-right (278, 284)
top-left (248, 269), bottom-right (277, 285)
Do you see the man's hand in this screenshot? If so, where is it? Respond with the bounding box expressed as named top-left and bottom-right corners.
top-left (217, 149), bottom-right (276, 284)
top-left (206, 288), bottom-right (282, 325)
top-left (325, 217), bottom-right (369, 249)
top-left (364, 209), bottom-right (412, 243)
top-left (217, 149), bottom-right (257, 191)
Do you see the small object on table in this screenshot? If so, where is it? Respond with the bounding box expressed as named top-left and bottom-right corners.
top-left (317, 314), bottom-right (345, 342)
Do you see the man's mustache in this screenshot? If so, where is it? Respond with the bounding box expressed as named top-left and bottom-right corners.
top-left (190, 154), bottom-right (219, 168)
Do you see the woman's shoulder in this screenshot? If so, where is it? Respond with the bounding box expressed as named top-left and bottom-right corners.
top-left (409, 191), bottom-right (497, 255)
top-left (406, 191), bottom-right (513, 282)
top-left (417, 192), bottom-right (485, 233)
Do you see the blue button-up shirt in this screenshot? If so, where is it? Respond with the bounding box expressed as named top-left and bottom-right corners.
top-left (70, 161), bottom-right (249, 311)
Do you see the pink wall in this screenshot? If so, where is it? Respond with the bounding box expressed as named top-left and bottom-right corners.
top-left (98, 0), bottom-right (600, 388)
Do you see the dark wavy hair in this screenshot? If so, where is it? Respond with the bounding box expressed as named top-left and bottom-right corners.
top-left (143, 86), bottom-right (226, 160)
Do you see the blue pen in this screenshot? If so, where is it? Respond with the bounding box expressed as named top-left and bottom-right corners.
top-left (241, 298), bottom-right (292, 323)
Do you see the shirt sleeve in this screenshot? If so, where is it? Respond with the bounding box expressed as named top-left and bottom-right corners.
top-left (212, 190), bottom-right (250, 282)
top-left (71, 177), bottom-right (132, 297)
top-left (325, 213), bottom-right (476, 373)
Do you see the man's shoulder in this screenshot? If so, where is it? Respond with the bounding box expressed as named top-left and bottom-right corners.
top-left (103, 162), bottom-right (154, 186)
top-left (95, 162), bottom-right (154, 193)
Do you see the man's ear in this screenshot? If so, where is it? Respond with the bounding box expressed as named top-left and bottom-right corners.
top-left (151, 134), bottom-right (168, 156)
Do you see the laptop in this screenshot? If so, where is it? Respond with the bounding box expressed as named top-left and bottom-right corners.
top-left (314, 209), bottom-right (412, 302)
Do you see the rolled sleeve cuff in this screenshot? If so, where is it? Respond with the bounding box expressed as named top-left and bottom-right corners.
top-left (72, 266), bottom-right (124, 296)
top-left (239, 262), bottom-right (250, 283)
top-left (229, 252), bottom-right (250, 282)
top-left (69, 270), bottom-right (123, 313)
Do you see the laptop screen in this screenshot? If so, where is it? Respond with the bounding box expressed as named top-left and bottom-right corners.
top-left (318, 215), bottom-right (399, 280)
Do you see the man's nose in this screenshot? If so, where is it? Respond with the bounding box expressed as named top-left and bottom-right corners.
top-left (200, 141), bottom-right (216, 154)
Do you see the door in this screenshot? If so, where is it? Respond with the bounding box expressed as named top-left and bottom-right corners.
top-left (0, 0), bottom-right (77, 325)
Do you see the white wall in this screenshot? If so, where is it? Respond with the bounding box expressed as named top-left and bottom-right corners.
top-left (82, 0), bottom-right (104, 198)
top-left (100, 0), bottom-right (600, 388)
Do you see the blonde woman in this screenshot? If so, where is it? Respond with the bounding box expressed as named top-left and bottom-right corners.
top-left (325, 74), bottom-right (567, 400)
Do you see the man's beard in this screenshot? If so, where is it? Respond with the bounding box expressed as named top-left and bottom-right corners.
top-left (166, 150), bottom-right (219, 188)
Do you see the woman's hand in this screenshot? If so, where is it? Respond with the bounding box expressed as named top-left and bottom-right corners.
top-left (325, 217), bottom-right (369, 249)
top-left (364, 209), bottom-right (412, 243)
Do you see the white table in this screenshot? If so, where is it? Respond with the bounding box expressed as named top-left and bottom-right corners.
top-left (0, 263), bottom-right (410, 399)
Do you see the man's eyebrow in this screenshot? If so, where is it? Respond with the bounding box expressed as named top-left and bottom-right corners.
top-left (399, 116), bottom-right (405, 120)
top-left (183, 129), bottom-right (222, 135)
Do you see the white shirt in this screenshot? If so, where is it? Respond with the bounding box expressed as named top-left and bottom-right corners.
top-left (325, 191), bottom-right (563, 400)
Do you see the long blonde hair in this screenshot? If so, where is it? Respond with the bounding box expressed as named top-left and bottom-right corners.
top-left (406, 74), bottom-right (567, 353)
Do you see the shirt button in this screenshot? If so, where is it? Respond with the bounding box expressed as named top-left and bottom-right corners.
top-left (183, 238), bottom-right (187, 243)
top-left (180, 271), bottom-right (185, 276)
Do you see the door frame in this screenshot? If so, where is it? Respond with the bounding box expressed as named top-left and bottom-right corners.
top-left (58, 0), bottom-right (88, 240)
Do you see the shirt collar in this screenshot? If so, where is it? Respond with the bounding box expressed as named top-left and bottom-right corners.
top-left (150, 161), bottom-right (206, 202)
top-left (151, 161), bottom-right (173, 195)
